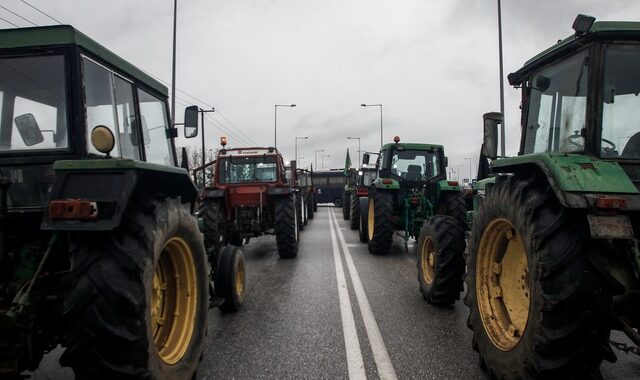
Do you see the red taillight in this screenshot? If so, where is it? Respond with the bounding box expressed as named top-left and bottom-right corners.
top-left (382, 179), bottom-right (393, 185)
top-left (411, 196), bottom-right (419, 205)
top-left (49, 199), bottom-right (97, 220)
top-left (595, 196), bottom-right (626, 210)
top-left (447, 181), bottom-right (459, 187)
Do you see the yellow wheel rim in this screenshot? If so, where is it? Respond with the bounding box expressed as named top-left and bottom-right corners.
top-left (420, 237), bottom-right (436, 285)
top-left (367, 199), bottom-right (375, 241)
top-left (235, 255), bottom-right (246, 300)
top-left (476, 218), bottom-right (530, 351)
top-left (151, 237), bottom-right (198, 364)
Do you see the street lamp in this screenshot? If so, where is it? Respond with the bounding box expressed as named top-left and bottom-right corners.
top-left (295, 136), bottom-right (308, 164)
top-left (315, 149), bottom-right (324, 169)
top-left (361, 104), bottom-right (383, 147)
top-left (322, 154), bottom-right (331, 169)
top-left (464, 157), bottom-right (473, 183)
top-left (274, 104), bottom-right (296, 149)
top-left (347, 136), bottom-right (361, 166)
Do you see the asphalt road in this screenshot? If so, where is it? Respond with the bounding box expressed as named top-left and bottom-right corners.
top-left (28, 205), bottom-right (640, 379)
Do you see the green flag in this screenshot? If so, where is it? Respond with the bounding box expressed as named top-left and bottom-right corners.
top-left (344, 148), bottom-right (352, 175)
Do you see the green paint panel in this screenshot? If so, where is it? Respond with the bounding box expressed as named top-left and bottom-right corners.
top-left (53, 159), bottom-right (187, 176)
top-left (492, 153), bottom-right (638, 193)
top-left (436, 179), bottom-right (459, 192)
top-left (0, 25), bottom-right (167, 96)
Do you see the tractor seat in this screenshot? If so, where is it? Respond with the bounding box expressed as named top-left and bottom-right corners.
top-left (405, 165), bottom-right (422, 181)
top-left (622, 132), bottom-right (640, 158)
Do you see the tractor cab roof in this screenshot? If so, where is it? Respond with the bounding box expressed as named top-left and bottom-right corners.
top-left (0, 25), bottom-right (167, 96)
top-left (381, 142), bottom-right (444, 151)
top-left (218, 147), bottom-right (281, 158)
top-left (508, 18), bottom-right (640, 86)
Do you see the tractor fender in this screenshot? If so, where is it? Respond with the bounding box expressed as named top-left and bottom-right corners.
top-left (41, 159), bottom-right (198, 231)
top-left (491, 154), bottom-right (640, 209)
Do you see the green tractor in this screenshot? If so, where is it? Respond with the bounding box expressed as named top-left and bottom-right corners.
top-left (364, 137), bottom-right (466, 305)
top-left (0, 25), bottom-right (240, 379)
top-left (466, 15), bottom-right (640, 378)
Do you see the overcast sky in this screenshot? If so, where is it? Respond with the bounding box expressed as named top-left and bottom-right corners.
top-left (2, 0), bottom-right (639, 178)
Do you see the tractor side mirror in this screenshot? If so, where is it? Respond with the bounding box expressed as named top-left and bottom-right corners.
top-left (184, 106), bottom-right (199, 138)
top-left (482, 112), bottom-right (502, 160)
top-left (444, 156), bottom-right (448, 168)
top-left (14, 113), bottom-right (45, 146)
top-left (362, 153), bottom-right (370, 165)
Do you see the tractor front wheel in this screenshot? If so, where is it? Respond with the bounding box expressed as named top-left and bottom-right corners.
top-left (199, 198), bottom-right (225, 251)
top-left (358, 197), bottom-right (368, 242)
top-left (417, 215), bottom-right (465, 306)
top-left (307, 195), bottom-right (314, 220)
top-left (216, 245), bottom-right (246, 313)
top-left (62, 197), bottom-right (208, 380)
top-left (342, 191), bottom-right (350, 220)
top-left (465, 174), bottom-right (611, 378)
top-left (367, 191), bottom-right (394, 255)
top-left (436, 190), bottom-right (467, 226)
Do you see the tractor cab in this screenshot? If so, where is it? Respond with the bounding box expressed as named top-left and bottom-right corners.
top-left (483, 15), bottom-right (640, 198)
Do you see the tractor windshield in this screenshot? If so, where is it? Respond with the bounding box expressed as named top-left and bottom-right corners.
top-left (600, 44), bottom-right (640, 159)
top-left (387, 148), bottom-right (441, 181)
top-left (524, 50), bottom-right (588, 154)
top-left (0, 54), bottom-right (69, 153)
top-left (218, 155), bottom-right (278, 183)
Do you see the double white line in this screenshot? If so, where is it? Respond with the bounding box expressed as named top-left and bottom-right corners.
top-left (328, 208), bottom-right (397, 380)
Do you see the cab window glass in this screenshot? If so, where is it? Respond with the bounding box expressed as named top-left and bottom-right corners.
top-left (138, 88), bottom-right (173, 165)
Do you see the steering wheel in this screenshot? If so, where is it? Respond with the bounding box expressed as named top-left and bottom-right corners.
top-left (567, 130), bottom-right (584, 149)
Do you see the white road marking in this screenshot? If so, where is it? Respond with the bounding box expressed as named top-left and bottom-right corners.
top-left (330, 208), bottom-right (398, 380)
top-left (328, 208), bottom-right (366, 379)
top-left (346, 244), bottom-right (361, 248)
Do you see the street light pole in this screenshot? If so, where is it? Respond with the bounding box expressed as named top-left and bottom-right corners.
top-left (274, 104), bottom-right (296, 149)
top-left (322, 154), bottom-right (331, 169)
top-left (295, 136), bottom-right (308, 164)
top-left (347, 136), bottom-right (361, 166)
top-left (361, 104), bottom-right (383, 147)
top-left (315, 149), bottom-right (324, 169)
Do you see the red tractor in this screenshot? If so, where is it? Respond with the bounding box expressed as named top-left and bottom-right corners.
top-left (349, 166), bottom-right (377, 241)
top-left (197, 138), bottom-right (300, 258)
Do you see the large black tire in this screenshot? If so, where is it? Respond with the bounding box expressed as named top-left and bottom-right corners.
top-left (358, 197), bottom-right (368, 243)
top-left (436, 190), bottom-right (467, 226)
top-left (349, 193), bottom-right (359, 230)
top-left (296, 196), bottom-right (305, 232)
top-left (313, 193), bottom-right (318, 212)
top-left (341, 191), bottom-right (350, 218)
top-left (367, 190), bottom-right (394, 255)
top-left (216, 245), bottom-right (246, 313)
top-left (198, 198), bottom-right (225, 251)
top-left (416, 215), bottom-right (465, 306)
top-left (307, 195), bottom-right (314, 220)
top-left (62, 197), bottom-right (208, 380)
top-left (274, 195), bottom-right (299, 258)
top-left (465, 174), bottom-right (611, 379)
top-left (334, 196), bottom-right (342, 208)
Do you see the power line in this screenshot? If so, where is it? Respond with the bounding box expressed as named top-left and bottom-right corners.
top-left (0, 15), bottom-right (19, 27)
top-left (0, 5), bottom-right (37, 26)
top-left (19, 0), bottom-right (62, 24)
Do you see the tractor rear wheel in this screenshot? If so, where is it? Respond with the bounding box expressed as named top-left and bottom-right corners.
top-left (275, 195), bottom-right (299, 258)
top-left (216, 245), bottom-right (246, 313)
top-left (313, 194), bottom-right (318, 212)
top-left (62, 197), bottom-right (208, 380)
top-left (199, 198), bottom-right (225, 251)
top-left (296, 197), bottom-right (305, 231)
top-left (358, 197), bottom-right (368, 242)
top-left (465, 174), bottom-right (611, 378)
top-left (437, 191), bottom-right (467, 226)
top-left (367, 190), bottom-right (394, 255)
top-left (417, 215), bottom-right (465, 306)
top-left (307, 195), bottom-right (314, 220)
top-left (342, 191), bottom-right (350, 219)
top-left (349, 193), bottom-right (359, 230)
